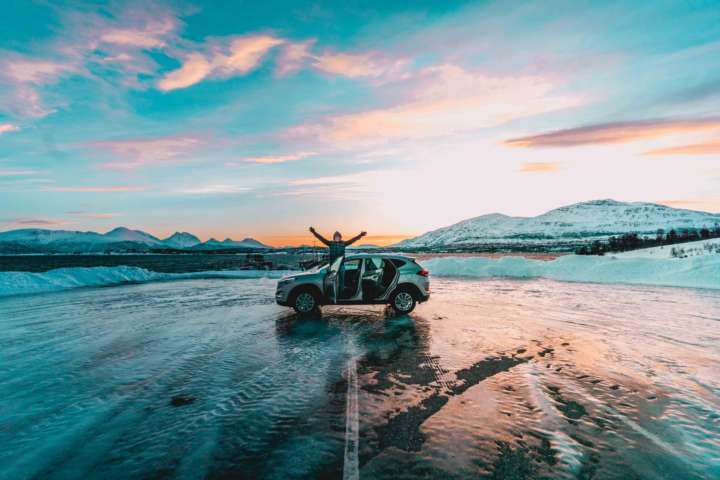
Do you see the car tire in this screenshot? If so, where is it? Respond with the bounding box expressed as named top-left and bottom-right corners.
top-left (390, 287), bottom-right (416, 314)
top-left (291, 289), bottom-right (320, 314)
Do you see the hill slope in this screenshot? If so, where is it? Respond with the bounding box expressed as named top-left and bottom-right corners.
top-left (396, 200), bottom-right (720, 249)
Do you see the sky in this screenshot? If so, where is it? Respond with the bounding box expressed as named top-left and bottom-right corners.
top-left (1, 0), bottom-right (719, 246)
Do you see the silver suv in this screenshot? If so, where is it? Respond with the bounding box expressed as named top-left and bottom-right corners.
top-left (276, 254), bottom-right (430, 314)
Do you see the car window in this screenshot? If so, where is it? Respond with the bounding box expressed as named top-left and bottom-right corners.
top-left (329, 256), bottom-right (343, 273)
top-left (365, 257), bottom-right (383, 270)
top-left (343, 259), bottom-right (361, 271)
top-left (390, 259), bottom-right (406, 268)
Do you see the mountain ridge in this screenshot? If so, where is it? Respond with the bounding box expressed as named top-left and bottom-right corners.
top-left (0, 227), bottom-right (271, 253)
top-left (396, 199), bottom-right (720, 248)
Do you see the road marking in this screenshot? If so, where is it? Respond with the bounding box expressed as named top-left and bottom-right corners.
top-left (343, 354), bottom-right (360, 480)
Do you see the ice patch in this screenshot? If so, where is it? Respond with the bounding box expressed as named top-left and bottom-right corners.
top-left (0, 266), bottom-right (291, 298)
top-left (424, 254), bottom-right (720, 290)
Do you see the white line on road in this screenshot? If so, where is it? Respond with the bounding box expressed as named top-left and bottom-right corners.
top-left (343, 353), bottom-right (360, 480)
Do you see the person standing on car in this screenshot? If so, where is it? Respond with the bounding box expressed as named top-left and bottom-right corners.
top-left (309, 227), bottom-right (366, 264)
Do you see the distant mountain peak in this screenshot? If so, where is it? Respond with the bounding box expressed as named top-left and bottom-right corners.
top-left (163, 231), bottom-right (201, 248)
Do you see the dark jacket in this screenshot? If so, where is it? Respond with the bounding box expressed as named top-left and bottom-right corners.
top-left (310, 230), bottom-right (365, 264)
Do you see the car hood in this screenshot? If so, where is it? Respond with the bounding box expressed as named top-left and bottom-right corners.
top-left (280, 270), bottom-right (324, 282)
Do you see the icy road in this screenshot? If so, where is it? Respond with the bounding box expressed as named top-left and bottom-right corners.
top-left (1, 277), bottom-right (719, 479)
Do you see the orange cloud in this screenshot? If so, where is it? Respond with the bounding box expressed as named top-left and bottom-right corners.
top-left (519, 162), bottom-right (561, 173)
top-left (506, 117), bottom-right (720, 148)
top-left (256, 233), bottom-right (410, 247)
top-left (646, 138), bottom-right (720, 155)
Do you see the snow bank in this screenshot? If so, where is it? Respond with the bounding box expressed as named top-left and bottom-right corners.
top-left (0, 266), bottom-right (291, 298)
top-left (611, 238), bottom-right (720, 259)
top-left (424, 254), bottom-right (720, 290)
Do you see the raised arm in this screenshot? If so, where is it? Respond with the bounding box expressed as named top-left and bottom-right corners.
top-left (309, 227), bottom-right (331, 246)
top-left (344, 231), bottom-right (367, 246)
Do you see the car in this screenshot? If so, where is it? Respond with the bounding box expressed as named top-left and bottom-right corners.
top-left (276, 254), bottom-right (430, 314)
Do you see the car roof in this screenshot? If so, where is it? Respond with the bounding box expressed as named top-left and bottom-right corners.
top-left (345, 253), bottom-right (416, 262)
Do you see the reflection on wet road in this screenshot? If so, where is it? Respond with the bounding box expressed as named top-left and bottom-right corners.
top-left (1, 277), bottom-right (719, 479)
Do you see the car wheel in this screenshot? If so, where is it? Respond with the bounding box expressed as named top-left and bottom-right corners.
top-left (390, 288), bottom-right (416, 314)
top-left (292, 290), bottom-right (319, 314)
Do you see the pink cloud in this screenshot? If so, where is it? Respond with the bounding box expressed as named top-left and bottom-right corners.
top-left (99, 17), bottom-right (176, 48)
top-left (276, 39), bottom-right (315, 76)
top-left (89, 135), bottom-right (201, 170)
top-left (0, 55), bottom-right (77, 117)
top-left (505, 117), bottom-right (720, 148)
top-left (157, 53), bottom-right (212, 91)
top-left (158, 35), bottom-right (285, 91)
top-left (0, 124), bottom-right (20, 135)
top-left (43, 185), bottom-right (147, 192)
top-left (230, 151), bottom-right (315, 165)
top-left (286, 64), bottom-right (583, 145)
top-left (3, 217), bottom-right (66, 227)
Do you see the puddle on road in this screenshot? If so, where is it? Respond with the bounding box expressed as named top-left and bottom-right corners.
top-left (1, 277), bottom-right (719, 479)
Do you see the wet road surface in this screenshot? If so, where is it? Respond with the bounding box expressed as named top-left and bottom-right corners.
top-left (1, 277), bottom-right (719, 479)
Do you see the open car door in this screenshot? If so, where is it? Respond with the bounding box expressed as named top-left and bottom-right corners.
top-left (376, 259), bottom-right (400, 300)
top-left (324, 256), bottom-right (343, 304)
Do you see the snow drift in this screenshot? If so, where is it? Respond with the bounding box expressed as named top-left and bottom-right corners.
top-left (424, 254), bottom-right (720, 290)
top-left (0, 266), bottom-right (290, 298)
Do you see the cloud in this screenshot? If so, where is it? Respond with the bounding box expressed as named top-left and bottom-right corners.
top-left (44, 185), bottom-right (147, 192)
top-left (276, 40), bottom-right (315, 76)
top-left (157, 53), bottom-right (212, 91)
top-left (0, 56), bottom-right (77, 117)
top-left (158, 35), bottom-right (285, 91)
top-left (99, 17), bottom-right (176, 48)
top-left (0, 124), bottom-right (19, 135)
top-left (646, 139), bottom-right (720, 156)
top-left (505, 117), bottom-right (720, 148)
top-left (286, 64), bottom-right (583, 146)
top-left (311, 51), bottom-right (406, 78)
top-left (0, 168), bottom-right (36, 176)
top-left (89, 135), bottom-right (201, 169)
top-left (3, 217), bottom-right (66, 226)
top-left (180, 184), bottom-right (248, 195)
top-left (519, 162), bottom-right (561, 173)
top-left (230, 151), bottom-right (315, 165)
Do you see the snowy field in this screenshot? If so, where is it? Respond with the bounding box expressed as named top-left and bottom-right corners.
top-left (2, 247), bottom-right (720, 299)
top-left (1, 272), bottom-right (719, 479)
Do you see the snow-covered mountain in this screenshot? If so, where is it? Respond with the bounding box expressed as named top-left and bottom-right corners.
top-left (163, 232), bottom-right (201, 248)
top-left (104, 227), bottom-right (163, 245)
top-left (195, 237), bottom-right (270, 249)
top-left (0, 227), bottom-right (270, 253)
top-left (396, 200), bottom-right (720, 248)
